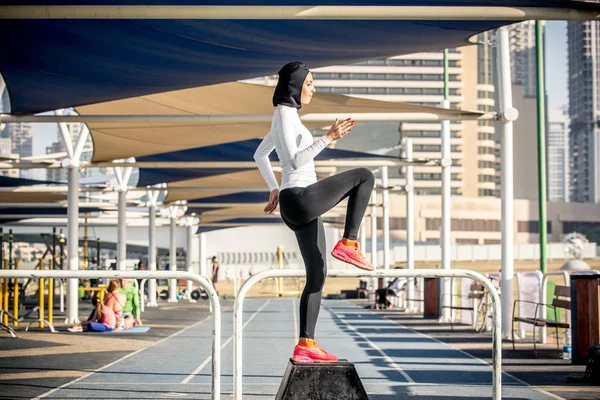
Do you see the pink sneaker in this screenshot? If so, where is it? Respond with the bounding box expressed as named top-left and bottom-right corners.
top-left (292, 341), bottom-right (338, 363)
top-left (331, 240), bottom-right (374, 271)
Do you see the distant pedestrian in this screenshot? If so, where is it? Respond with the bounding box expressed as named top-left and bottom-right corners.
top-left (211, 256), bottom-right (220, 295)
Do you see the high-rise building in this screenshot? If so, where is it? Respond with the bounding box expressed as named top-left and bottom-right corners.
top-left (568, 20), bottom-right (600, 203)
top-left (1, 122), bottom-right (33, 179)
top-left (247, 49), bottom-right (497, 197)
top-left (548, 107), bottom-right (570, 202)
top-left (509, 21), bottom-right (542, 97)
top-left (0, 138), bottom-right (19, 178)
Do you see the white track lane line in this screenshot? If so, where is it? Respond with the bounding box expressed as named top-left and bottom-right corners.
top-left (181, 299), bottom-right (271, 384)
top-left (325, 305), bottom-right (415, 383)
top-left (363, 305), bottom-right (566, 400)
top-left (34, 309), bottom-right (226, 400)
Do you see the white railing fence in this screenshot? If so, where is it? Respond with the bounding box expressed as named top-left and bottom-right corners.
top-left (0, 270), bottom-right (222, 400)
top-left (233, 269), bottom-right (502, 400)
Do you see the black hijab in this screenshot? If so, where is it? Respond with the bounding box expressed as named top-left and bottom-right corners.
top-left (272, 61), bottom-right (310, 109)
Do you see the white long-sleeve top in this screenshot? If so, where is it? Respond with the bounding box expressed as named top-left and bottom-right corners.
top-left (254, 105), bottom-right (330, 191)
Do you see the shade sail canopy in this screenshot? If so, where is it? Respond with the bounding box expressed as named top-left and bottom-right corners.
top-left (186, 191), bottom-right (269, 205)
top-left (77, 82), bottom-right (484, 162)
top-left (137, 138), bottom-right (398, 186)
top-left (0, 0), bottom-right (549, 114)
top-left (0, 192), bottom-right (67, 203)
top-left (164, 169), bottom-right (281, 203)
top-left (0, 176), bottom-right (68, 203)
top-left (0, 175), bottom-right (61, 187)
top-left (0, 207), bottom-right (105, 223)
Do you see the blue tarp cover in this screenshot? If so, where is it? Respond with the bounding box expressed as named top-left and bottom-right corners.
top-left (5, 1), bottom-right (595, 113)
top-left (137, 138), bottom-right (397, 186)
top-left (0, 176), bottom-right (61, 187)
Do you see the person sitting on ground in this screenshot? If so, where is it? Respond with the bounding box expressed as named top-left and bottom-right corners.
top-left (119, 278), bottom-right (142, 327)
top-left (68, 279), bottom-right (125, 332)
top-left (374, 273), bottom-right (407, 310)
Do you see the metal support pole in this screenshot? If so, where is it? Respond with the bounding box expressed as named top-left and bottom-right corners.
top-left (169, 215), bottom-right (178, 302)
top-left (405, 139), bottom-right (416, 312)
top-left (496, 27), bottom-right (516, 339)
top-left (83, 217), bottom-right (89, 270)
top-left (148, 202), bottom-right (158, 307)
top-left (535, 21), bottom-right (548, 274)
top-left (359, 217), bottom-right (367, 254)
top-left (186, 224), bottom-right (194, 296)
top-left (439, 47), bottom-right (452, 323)
top-left (117, 190), bottom-right (127, 271)
top-left (199, 232), bottom-right (207, 278)
top-left (440, 104), bottom-right (452, 322)
top-left (52, 227), bottom-right (56, 266)
top-left (370, 189), bottom-right (378, 292)
top-left (382, 166), bottom-right (390, 286)
top-left (12, 258), bottom-right (18, 326)
top-left (59, 230), bottom-right (65, 270)
top-left (66, 166), bottom-right (79, 323)
top-left (8, 230), bottom-right (13, 268)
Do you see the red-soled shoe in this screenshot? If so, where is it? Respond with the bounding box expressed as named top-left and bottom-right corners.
top-left (331, 240), bottom-right (374, 271)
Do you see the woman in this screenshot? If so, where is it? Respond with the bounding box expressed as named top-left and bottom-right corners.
top-left (253, 61), bottom-right (375, 363)
top-left (68, 279), bottom-right (125, 332)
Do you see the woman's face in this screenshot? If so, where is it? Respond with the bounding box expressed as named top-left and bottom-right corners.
top-left (301, 72), bottom-right (316, 105)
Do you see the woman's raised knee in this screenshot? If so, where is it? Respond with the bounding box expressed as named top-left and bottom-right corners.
top-left (357, 167), bottom-right (375, 183)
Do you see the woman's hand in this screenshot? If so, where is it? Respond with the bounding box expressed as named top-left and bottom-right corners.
top-left (264, 189), bottom-right (280, 213)
top-left (325, 118), bottom-right (354, 142)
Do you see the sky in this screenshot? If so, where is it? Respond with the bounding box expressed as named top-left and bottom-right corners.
top-left (25, 21), bottom-right (569, 179)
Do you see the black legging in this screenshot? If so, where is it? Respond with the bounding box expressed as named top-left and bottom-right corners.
top-left (279, 168), bottom-right (375, 339)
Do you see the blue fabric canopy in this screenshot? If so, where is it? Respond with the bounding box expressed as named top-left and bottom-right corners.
top-left (0, 175), bottom-right (61, 187)
top-left (5, 0), bottom-right (594, 114)
top-left (185, 192), bottom-right (269, 205)
top-left (137, 138), bottom-right (397, 186)
top-left (0, 207), bottom-right (103, 215)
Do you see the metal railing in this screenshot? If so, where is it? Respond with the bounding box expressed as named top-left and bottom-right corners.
top-left (233, 269), bottom-right (502, 400)
top-left (541, 271), bottom-right (570, 343)
top-left (0, 270), bottom-right (222, 400)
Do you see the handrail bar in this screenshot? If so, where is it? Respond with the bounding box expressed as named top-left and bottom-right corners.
top-left (233, 268), bottom-right (501, 400)
top-left (0, 270), bottom-right (221, 400)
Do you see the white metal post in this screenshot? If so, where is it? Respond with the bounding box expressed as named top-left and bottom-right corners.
top-left (114, 165), bottom-right (132, 271)
top-left (147, 190), bottom-right (158, 307)
top-left (200, 232), bottom-right (207, 278)
top-left (497, 27), bottom-right (516, 339)
top-left (186, 223), bottom-right (195, 296)
top-left (66, 166), bottom-right (79, 323)
top-left (169, 212), bottom-right (178, 302)
top-left (405, 139), bottom-right (416, 312)
top-left (440, 99), bottom-right (452, 322)
top-left (359, 217), bottom-right (367, 254)
top-left (117, 190), bottom-right (127, 270)
top-left (59, 116), bottom-right (89, 324)
top-left (382, 166), bottom-right (390, 286)
top-left (370, 189), bottom-right (378, 292)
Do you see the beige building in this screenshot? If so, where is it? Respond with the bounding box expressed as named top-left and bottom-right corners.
top-left (363, 194), bottom-right (600, 245)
